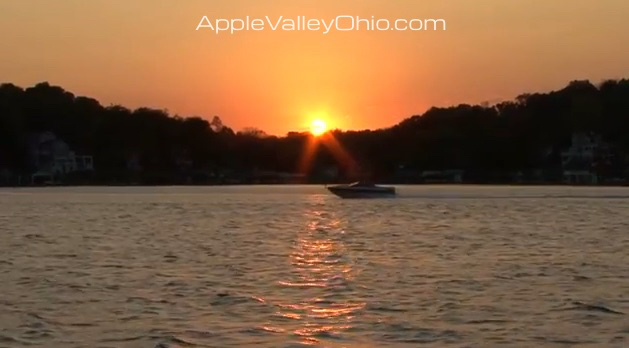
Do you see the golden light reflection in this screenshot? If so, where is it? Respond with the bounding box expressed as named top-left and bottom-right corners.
top-left (275, 195), bottom-right (366, 346)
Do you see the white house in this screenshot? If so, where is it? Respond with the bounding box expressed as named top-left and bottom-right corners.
top-left (560, 132), bottom-right (604, 166)
top-left (560, 132), bottom-right (609, 184)
top-left (29, 132), bottom-right (93, 184)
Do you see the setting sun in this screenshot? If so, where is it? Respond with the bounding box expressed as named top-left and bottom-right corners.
top-left (310, 119), bottom-right (328, 136)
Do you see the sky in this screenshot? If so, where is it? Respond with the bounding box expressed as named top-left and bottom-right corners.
top-left (1, 0), bottom-right (628, 135)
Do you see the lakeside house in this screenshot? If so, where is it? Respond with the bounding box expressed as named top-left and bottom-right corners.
top-left (560, 132), bottom-right (611, 184)
top-left (393, 166), bottom-right (464, 184)
top-left (420, 169), bottom-right (464, 183)
top-left (252, 170), bottom-right (306, 184)
top-left (28, 132), bottom-right (93, 184)
top-left (512, 169), bottom-right (546, 184)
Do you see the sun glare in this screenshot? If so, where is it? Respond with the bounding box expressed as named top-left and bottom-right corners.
top-left (310, 119), bottom-right (328, 136)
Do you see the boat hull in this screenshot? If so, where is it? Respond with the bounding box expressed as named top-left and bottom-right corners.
top-left (326, 186), bottom-right (396, 199)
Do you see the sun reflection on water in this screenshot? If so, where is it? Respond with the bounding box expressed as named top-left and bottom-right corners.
top-left (275, 195), bottom-right (365, 346)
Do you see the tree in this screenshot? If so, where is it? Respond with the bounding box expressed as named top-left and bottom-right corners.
top-left (2, 79), bottom-right (629, 185)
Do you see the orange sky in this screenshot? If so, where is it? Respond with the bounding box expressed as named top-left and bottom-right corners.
top-left (1, 0), bottom-right (628, 135)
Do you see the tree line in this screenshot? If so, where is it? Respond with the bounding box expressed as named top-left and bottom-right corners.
top-left (1, 79), bottom-right (628, 184)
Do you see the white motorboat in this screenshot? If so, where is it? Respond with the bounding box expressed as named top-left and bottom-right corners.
top-left (326, 181), bottom-right (396, 198)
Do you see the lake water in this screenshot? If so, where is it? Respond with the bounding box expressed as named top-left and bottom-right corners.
top-left (1, 185), bottom-right (629, 347)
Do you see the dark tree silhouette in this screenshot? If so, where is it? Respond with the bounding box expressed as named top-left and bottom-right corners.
top-left (1, 79), bottom-right (628, 185)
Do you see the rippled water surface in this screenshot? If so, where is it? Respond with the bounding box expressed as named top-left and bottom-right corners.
top-left (1, 185), bottom-right (629, 347)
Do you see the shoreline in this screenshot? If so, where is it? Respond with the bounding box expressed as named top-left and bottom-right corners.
top-left (2, 182), bottom-right (629, 188)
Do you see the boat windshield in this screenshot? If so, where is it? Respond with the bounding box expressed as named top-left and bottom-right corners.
top-left (349, 181), bottom-right (375, 187)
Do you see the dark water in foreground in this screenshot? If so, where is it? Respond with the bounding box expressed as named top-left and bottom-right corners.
top-left (1, 185), bottom-right (629, 347)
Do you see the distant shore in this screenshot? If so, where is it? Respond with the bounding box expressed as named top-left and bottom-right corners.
top-left (2, 182), bottom-right (629, 188)
top-left (3, 80), bottom-right (629, 194)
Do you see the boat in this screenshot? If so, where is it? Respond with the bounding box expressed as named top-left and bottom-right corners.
top-left (326, 181), bottom-right (396, 198)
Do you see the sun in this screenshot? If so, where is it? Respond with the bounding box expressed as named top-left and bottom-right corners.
top-left (310, 119), bottom-right (328, 136)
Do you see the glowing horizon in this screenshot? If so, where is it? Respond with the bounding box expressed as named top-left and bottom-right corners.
top-left (1, 0), bottom-right (628, 135)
